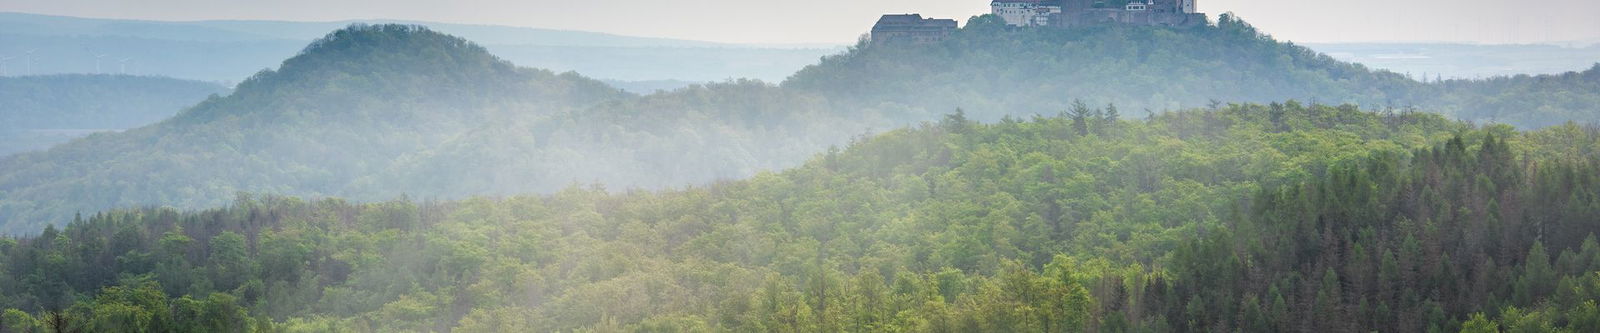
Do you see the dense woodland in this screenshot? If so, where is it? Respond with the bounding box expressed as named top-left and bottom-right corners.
top-left (0, 75), bottom-right (226, 155)
top-left (4, 102), bottom-right (1600, 332)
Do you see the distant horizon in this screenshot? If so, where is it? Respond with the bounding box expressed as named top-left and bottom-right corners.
top-left (4, 10), bottom-right (1599, 49)
top-left (4, 10), bottom-right (1598, 84)
top-left (0, 11), bottom-right (845, 48)
top-left (3, 0), bottom-right (1599, 45)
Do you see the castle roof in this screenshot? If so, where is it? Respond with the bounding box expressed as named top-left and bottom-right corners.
top-left (877, 14), bottom-right (926, 23)
top-left (873, 14), bottom-right (958, 30)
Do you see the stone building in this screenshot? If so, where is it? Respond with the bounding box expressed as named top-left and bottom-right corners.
top-left (991, 0), bottom-right (1061, 27)
top-left (989, 0), bottom-right (1205, 28)
top-left (870, 14), bottom-right (959, 45)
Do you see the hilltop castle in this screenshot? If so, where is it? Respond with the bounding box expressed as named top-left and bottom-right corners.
top-left (871, 0), bottom-right (1204, 45)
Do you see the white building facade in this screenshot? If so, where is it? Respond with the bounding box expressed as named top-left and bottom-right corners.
top-left (991, 0), bottom-right (1061, 27)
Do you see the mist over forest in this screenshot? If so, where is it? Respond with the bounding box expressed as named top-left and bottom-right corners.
top-left (0, 6), bottom-right (1598, 333)
top-left (0, 75), bottom-right (227, 155)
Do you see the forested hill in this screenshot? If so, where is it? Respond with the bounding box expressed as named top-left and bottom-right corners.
top-left (786, 14), bottom-right (1415, 121)
top-left (1427, 64), bottom-right (1600, 128)
top-left (5, 104), bottom-right (1600, 331)
top-left (0, 24), bottom-right (885, 234)
top-left (171, 24), bottom-right (625, 125)
top-left (784, 14), bottom-right (1600, 128)
top-left (0, 75), bottom-right (227, 155)
top-left (0, 25), bottom-right (632, 234)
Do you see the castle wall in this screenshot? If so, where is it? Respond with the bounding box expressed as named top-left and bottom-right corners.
top-left (1060, 0), bottom-right (1093, 11)
top-left (988, 0), bottom-right (1205, 28)
top-left (872, 30), bottom-right (956, 45)
top-left (1053, 10), bottom-right (1205, 28)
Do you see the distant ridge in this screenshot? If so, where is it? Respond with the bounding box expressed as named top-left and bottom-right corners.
top-left (0, 74), bottom-right (227, 155)
top-left (0, 12), bottom-right (839, 82)
top-left (0, 12), bottom-right (734, 47)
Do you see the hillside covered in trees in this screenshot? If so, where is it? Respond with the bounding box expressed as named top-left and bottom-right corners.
top-left (0, 25), bottom-right (901, 234)
top-left (786, 14), bottom-right (1600, 128)
top-left (3, 103), bottom-right (1599, 332)
top-left (0, 75), bottom-right (227, 156)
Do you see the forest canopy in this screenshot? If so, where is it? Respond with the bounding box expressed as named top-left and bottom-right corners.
top-left (5, 102), bottom-right (1600, 332)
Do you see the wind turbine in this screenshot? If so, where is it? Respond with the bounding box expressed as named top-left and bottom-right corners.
top-left (0, 56), bottom-right (13, 76)
top-left (118, 57), bottom-right (132, 74)
top-left (25, 49), bottom-right (37, 75)
top-left (95, 54), bottom-right (107, 73)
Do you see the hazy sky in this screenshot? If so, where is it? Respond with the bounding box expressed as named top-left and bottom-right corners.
top-left (4, 0), bottom-right (1598, 45)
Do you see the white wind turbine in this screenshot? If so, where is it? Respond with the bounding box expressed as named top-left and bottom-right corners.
top-left (95, 54), bottom-right (107, 73)
top-left (24, 49), bottom-right (37, 75)
top-left (0, 55), bottom-right (13, 76)
top-left (118, 57), bottom-right (132, 74)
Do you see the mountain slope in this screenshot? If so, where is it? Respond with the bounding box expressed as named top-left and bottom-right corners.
top-left (0, 74), bottom-right (227, 155)
top-left (785, 15), bottom-right (1420, 121)
top-left (0, 25), bottom-right (629, 233)
top-left (784, 14), bottom-right (1600, 128)
top-left (336, 79), bottom-right (884, 197)
top-left (0, 25), bottom-right (886, 234)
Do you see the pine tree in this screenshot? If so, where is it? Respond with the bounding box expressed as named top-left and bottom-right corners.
top-left (1316, 269), bottom-right (1344, 330)
top-left (1515, 241), bottom-right (1555, 305)
top-left (1068, 100), bottom-right (1092, 137)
